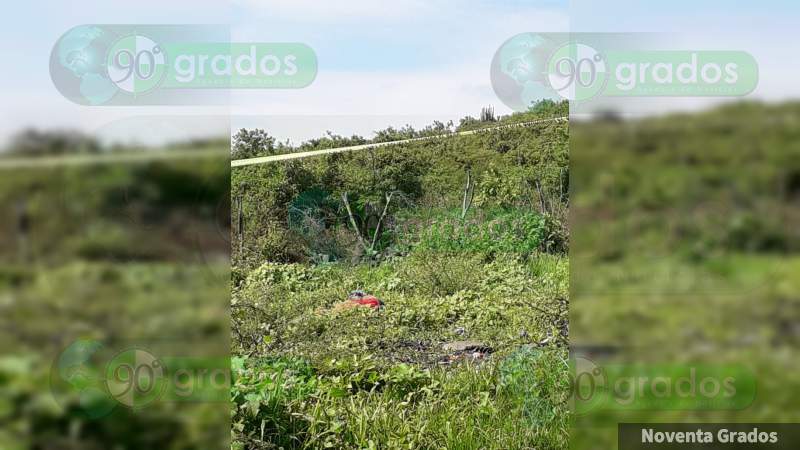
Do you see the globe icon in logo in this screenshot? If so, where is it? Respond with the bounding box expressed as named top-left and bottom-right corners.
top-left (57, 339), bottom-right (103, 389)
top-left (50, 25), bottom-right (119, 105)
top-left (50, 26), bottom-right (168, 104)
top-left (491, 33), bottom-right (562, 112)
top-left (51, 339), bottom-right (117, 418)
top-left (491, 33), bottom-right (608, 110)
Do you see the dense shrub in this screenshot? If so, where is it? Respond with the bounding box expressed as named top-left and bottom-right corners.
top-left (232, 104), bottom-right (569, 265)
top-left (410, 210), bottom-right (564, 257)
top-left (230, 356), bottom-right (318, 449)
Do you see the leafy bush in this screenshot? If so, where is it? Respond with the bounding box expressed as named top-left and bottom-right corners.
top-left (721, 213), bottom-right (791, 253)
top-left (243, 262), bottom-right (318, 292)
top-left (413, 210), bottom-right (560, 257)
top-left (230, 356), bottom-right (318, 449)
top-left (232, 105), bottom-right (568, 265)
top-left (394, 251), bottom-right (484, 297)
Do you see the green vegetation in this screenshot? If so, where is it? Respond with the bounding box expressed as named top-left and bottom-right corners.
top-left (232, 102), bottom-right (570, 449)
top-left (0, 135), bottom-right (229, 450)
top-left (0, 262), bottom-right (229, 450)
top-left (8, 95), bottom-right (797, 449)
top-left (570, 101), bottom-right (800, 448)
top-left (231, 101), bottom-right (568, 266)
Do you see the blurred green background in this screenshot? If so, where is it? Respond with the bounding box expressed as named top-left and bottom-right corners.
top-left (570, 101), bottom-right (800, 448)
top-left (0, 131), bottom-right (230, 449)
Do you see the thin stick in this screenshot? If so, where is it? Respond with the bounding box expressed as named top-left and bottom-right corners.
top-left (371, 192), bottom-right (394, 250)
top-left (461, 169), bottom-right (474, 220)
top-left (535, 179), bottom-right (549, 215)
top-left (341, 192), bottom-right (369, 251)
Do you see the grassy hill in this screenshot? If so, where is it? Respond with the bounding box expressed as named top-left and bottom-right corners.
top-left (231, 103), bottom-right (571, 449)
top-left (0, 139), bottom-right (230, 450)
top-left (571, 101), bottom-right (800, 448)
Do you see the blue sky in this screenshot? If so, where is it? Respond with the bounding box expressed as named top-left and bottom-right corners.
top-left (0, 0), bottom-right (797, 145)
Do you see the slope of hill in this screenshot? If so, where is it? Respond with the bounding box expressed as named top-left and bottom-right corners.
top-left (571, 101), bottom-right (800, 448)
top-left (231, 103), bottom-right (571, 449)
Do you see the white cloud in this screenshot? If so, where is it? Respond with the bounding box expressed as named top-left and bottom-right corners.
top-left (230, 63), bottom-right (502, 114)
top-left (1, 0), bottom-right (571, 146)
top-left (229, 0), bottom-right (569, 124)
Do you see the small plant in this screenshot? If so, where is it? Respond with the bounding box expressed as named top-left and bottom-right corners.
top-left (230, 356), bottom-right (318, 449)
top-left (498, 346), bottom-right (570, 426)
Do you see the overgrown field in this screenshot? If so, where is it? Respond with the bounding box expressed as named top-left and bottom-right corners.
top-left (0, 262), bottom-right (229, 450)
top-left (0, 146), bottom-right (230, 450)
top-left (570, 101), bottom-right (800, 448)
top-left (231, 102), bottom-right (571, 449)
top-left (232, 252), bottom-right (568, 449)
